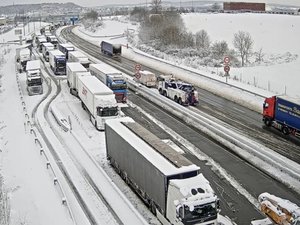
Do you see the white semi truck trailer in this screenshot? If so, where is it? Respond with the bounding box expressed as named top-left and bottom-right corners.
top-left (78, 75), bottom-right (119, 130)
top-left (105, 119), bottom-right (221, 225)
top-left (66, 62), bottom-right (88, 96)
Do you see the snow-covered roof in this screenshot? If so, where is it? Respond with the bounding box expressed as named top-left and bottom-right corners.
top-left (90, 63), bottom-right (122, 75)
top-left (140, 70), bottom-right (155, 75)
top-left (106, 120), bottom-right (200, 176)
top-left (278, 95), bottom-right (300, 105)
top-left (26, 60), bottom-right (40, 71)
top-left (49, 50), bottom-right (65, 57)
top-left (67, 62), bottom-right (87, 72)
top-left (42, 42), bottom-right (54, 47)
top-left (69, 50), bottom-right (87, 58)
top-left (95, 94), bottom-right (117, 107)
top-left (79, 75), bottom-right (113, 95)
top-left (60, 43), bottom-right (75, 50)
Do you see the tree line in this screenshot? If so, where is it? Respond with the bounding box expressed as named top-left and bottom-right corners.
top-left (130, 6), bottom-right (254, 67)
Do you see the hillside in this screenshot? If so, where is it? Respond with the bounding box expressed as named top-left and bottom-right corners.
top-left (0, 3), bottom-right (83, 15)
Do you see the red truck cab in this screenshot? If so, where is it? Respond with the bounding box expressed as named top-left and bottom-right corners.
top-left (263, 96), bottom-right (276, 126)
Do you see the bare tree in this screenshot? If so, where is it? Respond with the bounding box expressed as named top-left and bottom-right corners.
top-left (255, 48), bottom-right (264, 63)
top-left (211, 3), bottom-right (221, 12)
top-left (195, 30), bottom-right (210, 49)
top-left (151, 0), bottom-right (162, 14)
top-left (211, 41), bottom-right (229, 59)
top-left (233, 31), bottom-right (253, 66)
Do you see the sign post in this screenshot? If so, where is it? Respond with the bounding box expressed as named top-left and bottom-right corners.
top-left (223, 56), bottom-right (230, 83)
top-left (134, 64), bottom-right (142, 79)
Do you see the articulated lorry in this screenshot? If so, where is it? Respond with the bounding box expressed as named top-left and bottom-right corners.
top-left (89, 63), bottom-right (127, 103)
top-left (16, 47), bottom-right (31, 72)
top-left (158, 75), bottom-right (199, 106)
top-left (49, 50), bottom-right (66, 75)
top-left (41, 42), bottom-right (54, 62)
top-left (66, 62), bottom-right (88, 96)
top-left (263, 96), bottom-right (300, 137)
top-left (58, 43), bottom-right (75, 60)
top-left (68, 51), bottom-right (90, 69)
top-left (25, 60), bottom-right (43, 95)
top-left (78, 75), bottom-right (119, 130)
top-left (105, 119), bottom-right (221, 225)
top-left (100, 41), bottom-right (121, 57)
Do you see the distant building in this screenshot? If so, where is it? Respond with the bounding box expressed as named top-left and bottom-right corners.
top-left (0, 17), bottom-right (7, 25)
top-left (223, 2), bottom-right (266, 12)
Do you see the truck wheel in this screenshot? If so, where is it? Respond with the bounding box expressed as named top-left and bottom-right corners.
top-left (178, 98), bottom-right (183, 105)
top-left (151, 202), bottom-right (157, 216)
top-left (163, 91), bottom-right (167, 97)
top-left (264, 118), bottom-right (272, 127)
top-left (81, 102), bottom-right (86, 110)
top-left (174, 96), bottom-right (178, 102)
top-left (159, 88), bottom-right (163, 95)
top-left (282, 127), bottom-right (290, 135)
top-left (67, 81), bottom-right (70, 87)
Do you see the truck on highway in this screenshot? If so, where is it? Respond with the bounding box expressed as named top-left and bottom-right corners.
top-left (66, 62), bottom-right (88, 96)
top-left (136, 70), bottom-right (156, 87)
top-left (25, 60), bottom-right (43, 95)
top-left (78, 75), bottom-right (119, 130)
top-left (37, 35), bottom-right (47, 53)
top-left (105, 119), bottom-right (220, 225)
top-left (46, 35), bottom-right (59, 48)
top-left (100, 41), bottom-right (121, 57)
top-left (41, 42), bottom-right (54, 62)
top-left (158, 75), bottom-right (199, 106)
top-left (16, 48), bottom-right (31, 73)
top-left (68, 51), bottom-right (90, 69)
top-left (89, 63), bottom-right (127, 103)
top-left (49, 50), bottom-right (66, 75)
top-left (58, 43), bottom-right (75, 60)
top-left (263, 96), bottom-right (300, 136)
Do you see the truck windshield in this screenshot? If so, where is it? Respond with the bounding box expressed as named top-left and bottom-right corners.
top-left (181, 203), bottom-right (217, 224)
top-left (111, 82), bottom-right (127, 90)
top-left (27, 78), bottom-right (42, 86)
top-left (179, 84), bottom-right (193, 92)
top-left (97, 107), bottom-right (118, 117)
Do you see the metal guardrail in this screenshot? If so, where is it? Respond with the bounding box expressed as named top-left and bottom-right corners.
top-left (14, 60), bottom-right (76, 223)
top-left (128, 80), bottom-right (300, 193)
top-left (130, 47), bottom-right (268, 99)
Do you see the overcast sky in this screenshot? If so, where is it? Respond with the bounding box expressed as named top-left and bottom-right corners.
top-left (1, 0), bottom-right (300, 7)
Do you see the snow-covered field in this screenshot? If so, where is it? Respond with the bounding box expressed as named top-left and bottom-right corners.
top-left (183, 13), bottom-right (300, 97)
top-left (1, 11), bottom-right (300, 225)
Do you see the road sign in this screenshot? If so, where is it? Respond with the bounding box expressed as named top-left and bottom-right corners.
top-left (135, 72), bottom-right (141, 79)
top-left (224, 65), bottom-right (230, 73)
top-left (224, 56), bottom-right (230, 64)
top-left (135, 64), bottom-right (141, 71)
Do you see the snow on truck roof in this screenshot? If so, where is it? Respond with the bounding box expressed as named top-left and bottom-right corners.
top-left (67, 62), bottom-right (87, 71)
top-left (69, 51), bottom-right (87, 58)
top-left (140, 70), bottom-right (155, 75)
top-left (170, 174), bottom-right (215, 197)
top-left (90, 63), bottom-right (122, 75)
top-left (26, 60), bottom-right (40, 71)
top-left (277, 95), bottom-right (300, 105)
top-left (49, 50), bottom-right (65, 57)
top-left (79, 76), bottom-right (113, 95)
top-left (42, 42), bottom-right (54, 47)
top-left (106, 120), bottom-right (200, 176)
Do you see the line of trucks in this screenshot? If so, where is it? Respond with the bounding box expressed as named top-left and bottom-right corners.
top-left (66, 62), bottom-right (123, 130)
